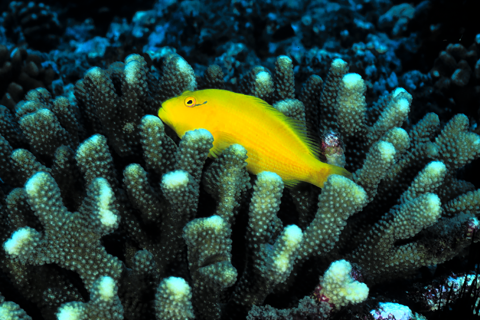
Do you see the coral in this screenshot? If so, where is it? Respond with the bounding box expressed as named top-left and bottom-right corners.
top-left (73, 52), bottom-right (195, 157)
top-left (55, 276), bottom-right (123, 320)
top-left (155, 276), bottom-right (194, 320)
top-left (4, 172), bottom-right (123, 288)
top-left (1, 53), bottom-right (480, 320)
top-left (0, 291), bottom-right (32, 320)
top-left (2, 1), bottom-right (63, 51)
top-left (247, 296), bottom-right (332, 320)
top-left (312, 260), bottom-right (368, 309)
top-left (430, 42), bottom-right (477, 90)
top-left (0, 46), bottom-right (59, 110)
top-left (378, 3), bottom-right (415, 38)
top-left (429, 38), bottom-right (480, 122)
top-left (273, 56), bottom-right (295, 101)
top-left (197, 64), bottom-right (225, 90)
top-left (370, 302), bottom-right (426, 320)
top-left (183, 215), bottom-right (236, 319)
top-left (228, 172), bottom-right (304, 312)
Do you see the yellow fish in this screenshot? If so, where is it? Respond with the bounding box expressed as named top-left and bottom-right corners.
top-left (158, 89), bottom-right (352, 188)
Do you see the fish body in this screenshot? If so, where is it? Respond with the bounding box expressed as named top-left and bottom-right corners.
top-left (158, 89), bottom-right (351, 188)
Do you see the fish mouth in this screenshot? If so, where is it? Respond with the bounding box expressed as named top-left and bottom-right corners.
top-left (157, 106), bottom-right (167, 120)
top-left (157, 107), bottom-right (172, 128)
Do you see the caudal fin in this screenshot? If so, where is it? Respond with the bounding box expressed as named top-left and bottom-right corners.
top-left (330, 165), bottom-right (353, 180)
top-left (314, 163), bottom-right (353, 188)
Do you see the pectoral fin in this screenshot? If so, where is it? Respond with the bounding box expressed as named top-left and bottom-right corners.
top-left (208, 131), bottom-right (238, 158)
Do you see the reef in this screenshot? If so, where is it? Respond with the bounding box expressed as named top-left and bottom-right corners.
top-left (1, 0), bottom-right (480, 319)
top-left (2, 1), bottom-right (63, 51)
top-left (0, 46), bottom-right (60, 110)
top-left (0, 50), bottom-right (479, 320)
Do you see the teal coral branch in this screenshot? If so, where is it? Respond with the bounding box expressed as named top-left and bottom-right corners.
top-left (0, 53), bottom-right (479, 320)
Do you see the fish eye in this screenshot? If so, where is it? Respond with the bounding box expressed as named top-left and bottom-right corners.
top-left (184, 97), bottom-right (196, 107)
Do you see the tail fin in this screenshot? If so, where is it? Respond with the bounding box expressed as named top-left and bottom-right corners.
top-left (330, 165), bottom-right (353, 180)
top-left (314, 163), bottom-right (353, 188)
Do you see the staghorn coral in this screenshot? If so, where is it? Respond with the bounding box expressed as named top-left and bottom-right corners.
top-left (312, 260), bottom-right (368, 309)
top-left (2, 1), bottom-right (63, 51)
top-left (428, 37), bottom-right (480, 125)
top-left (55, 276), bottom-right (123, 320)
top-left (155, 276), bottom-right (195, 320)
top-left (377, 3), bottom-right (415, 38)
top-left (247, 296), bottom-right (332, 320)
top-left (0, 291), bottom-right (32, 320)
top-left (0, 53), bottom-right (479, 320)
top-left (0, 46), bottom-right (59, 111)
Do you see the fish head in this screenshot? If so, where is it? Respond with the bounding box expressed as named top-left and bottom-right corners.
top-left (158, 90), bottom-right (210, 137)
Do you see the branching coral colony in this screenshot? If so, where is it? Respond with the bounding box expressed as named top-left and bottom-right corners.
top-left (0, 53), bottom-right (479, 320)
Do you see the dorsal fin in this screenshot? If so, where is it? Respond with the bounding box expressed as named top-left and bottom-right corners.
top-left (246, 95), bottom-right (320, 158)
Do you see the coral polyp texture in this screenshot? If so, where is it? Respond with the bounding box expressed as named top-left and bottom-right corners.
top-left (0, 52), bottom-right (480, 320)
